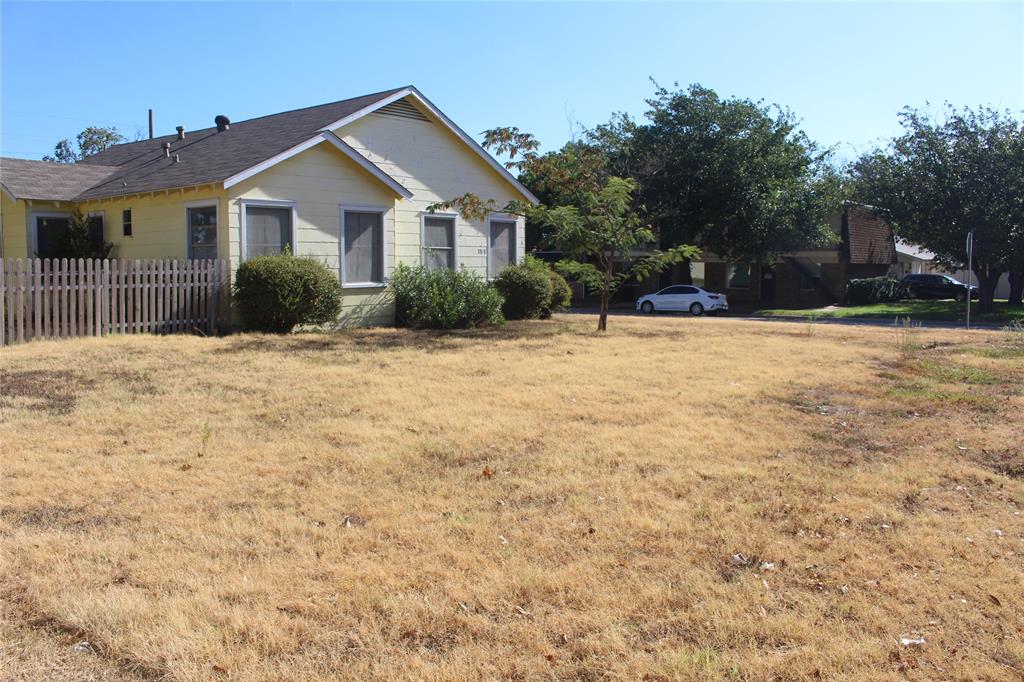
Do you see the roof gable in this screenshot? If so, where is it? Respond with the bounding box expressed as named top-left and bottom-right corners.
top-left (322, 87), bottom-right (538, 205)
top-left (0, 86), bottom-right (535, 205)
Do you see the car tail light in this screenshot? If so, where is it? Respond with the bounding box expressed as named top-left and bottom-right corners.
top-left (707, 294), bottom-right (720, 300)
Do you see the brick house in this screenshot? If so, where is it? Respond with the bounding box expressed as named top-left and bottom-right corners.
top-left (625, 204), bottom-right (897, 306)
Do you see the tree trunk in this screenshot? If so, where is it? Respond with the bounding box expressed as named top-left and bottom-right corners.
top-left (598, 256), bottom-right (614, 332)
top-left (1009, 270), bottom-right (1024, 306)
top-left (974, 269), bottom-right (1000, 314)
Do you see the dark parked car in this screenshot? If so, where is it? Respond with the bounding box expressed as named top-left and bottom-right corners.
top-left (902, 273), bottom-right (978, 301)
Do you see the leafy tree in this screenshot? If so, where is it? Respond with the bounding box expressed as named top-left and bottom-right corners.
top-left (43, 126), bottom-right (125, 163)
top-left (430, 131), bottom-right (695, 332)
top-left (850, 105), bottom-right (1023, 312)
top-left (594, 83), bottom-right (840, 272)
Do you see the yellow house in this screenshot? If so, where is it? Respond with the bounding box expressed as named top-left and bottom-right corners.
top-left (0, 86), bottom-right (537, 326)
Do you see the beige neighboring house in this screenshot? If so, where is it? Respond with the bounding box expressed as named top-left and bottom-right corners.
top-left (895, 240), bottom-right (1011, 299)
top-left (0, 86), bottom-right (537, 326)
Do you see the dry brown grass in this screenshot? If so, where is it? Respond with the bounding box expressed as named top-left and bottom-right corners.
top-left (1, 316), bottom-right (1022, 681)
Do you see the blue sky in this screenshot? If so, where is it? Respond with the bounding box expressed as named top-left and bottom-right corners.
top-left (1, 2), bottom-right (1021, 164)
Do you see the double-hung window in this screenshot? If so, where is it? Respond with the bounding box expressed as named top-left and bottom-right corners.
top-left (342, 209), bottom-right (385, 285)
top-left (186, 204), bottom-right (218, 259)
top-left (423, 215), bottom-right (455, 271)
top-left (242, 200), bottom-right (294, 258)
top-left (489, 219), bottom-right (516, 276)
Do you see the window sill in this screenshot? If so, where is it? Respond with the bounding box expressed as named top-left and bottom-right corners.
top-left (342, 282), bottom-right (387, 289)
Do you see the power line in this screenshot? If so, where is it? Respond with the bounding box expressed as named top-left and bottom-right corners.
top-left (1, 108), bottom-right (136, 128)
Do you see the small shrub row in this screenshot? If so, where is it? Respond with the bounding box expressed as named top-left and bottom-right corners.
top-left (846, 276), bottom-right (909, 305)
top-left (390, 263), bottom-right (504, 329)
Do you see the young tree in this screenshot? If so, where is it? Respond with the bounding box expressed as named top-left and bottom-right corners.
top-left (430, 130), bottom-right (695, 332)
top-left (54, 209), bottom-right (114, 259)
top-left (850, 105), bottom-right (1023, 313)
top-left (43, 126), bottom-right (125, 163)
top-left (592, 83), bottom-right (840, 271)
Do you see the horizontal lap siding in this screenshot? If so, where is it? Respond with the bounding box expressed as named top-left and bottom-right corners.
top-left (1, 193), bottom-right (29, 259)
top-left (339, 106), bottom-right (527, 279)
top-left (228, 143), bottom-right (397, 326)
top-left (75, 188), bottom-right (229, 260)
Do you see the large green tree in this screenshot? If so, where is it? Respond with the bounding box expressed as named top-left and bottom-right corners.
top-left (591, 83), bottom-right (840, 270)
top-left (850, 105), bottom-right (1023, 312)
top-left (43, 126), bottom-right (125, 163)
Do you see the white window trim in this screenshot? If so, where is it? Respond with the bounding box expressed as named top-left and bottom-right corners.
top-left (340, 204), bottom-right (389, 288)
top-left (121, 207), bottom-right (133, 238)
top-left (421, 212), bottom-right (458, 271)
top-left (487, 214), bottom-right (518, 279)
top-left (186, 199), bottom-right (222, 260)
top-left (239, 198), bottom-right (298, 261)
top-left (28, 211), bottom-right (71, 258)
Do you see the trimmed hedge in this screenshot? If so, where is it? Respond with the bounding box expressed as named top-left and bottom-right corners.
top-left (494, 261), bottom-right (552, 320)
top-left (389, 264), bottom-right (504, 329)
top-left (544, 267), bottom-right (573, 318)
top-left (233, 255), bottom-right (342, 333)
top-left (845, 276), bottom-right (909, 305)
top-left (494, 255), bottom-right (573, 320)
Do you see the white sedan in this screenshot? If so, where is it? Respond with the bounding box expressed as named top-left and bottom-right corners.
top-left (636, 285), bottom-right (728, 316)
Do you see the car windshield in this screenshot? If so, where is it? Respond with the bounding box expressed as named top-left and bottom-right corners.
top-left (944, 276), bottom-right (966, 285)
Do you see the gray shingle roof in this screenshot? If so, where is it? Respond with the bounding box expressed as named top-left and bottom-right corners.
top-left (1, 87), bottom-right (407, 202)
top-left (0, 157), bottom-right (121, 201)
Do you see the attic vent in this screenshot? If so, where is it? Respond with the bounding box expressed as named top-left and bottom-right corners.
top-left (373, 100), bottom-right (429, 122)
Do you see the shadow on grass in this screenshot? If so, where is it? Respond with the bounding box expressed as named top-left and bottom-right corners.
top-left (219, 319), bottom-right (576, 355)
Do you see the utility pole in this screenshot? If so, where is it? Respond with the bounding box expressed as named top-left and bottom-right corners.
top-left (966, 231), bottom-right (973, 330)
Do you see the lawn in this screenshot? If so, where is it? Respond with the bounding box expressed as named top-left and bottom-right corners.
top-left (1, 316), bottom-right (1022, 681)
top-left (750, 299), bottom-right (1024, 325)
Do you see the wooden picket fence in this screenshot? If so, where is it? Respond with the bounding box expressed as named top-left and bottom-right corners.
top-left (0, 258), bottom-right (231, 347)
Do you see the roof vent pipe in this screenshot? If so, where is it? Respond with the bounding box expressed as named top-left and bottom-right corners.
top-left (162, 142), bottom-right (171, 158)
top-left (215, 115), bottom-right (230, 132)
top-left (176, 126), bottom-right (185, 140)
top-left (173, 154), bottom-right (180, 164)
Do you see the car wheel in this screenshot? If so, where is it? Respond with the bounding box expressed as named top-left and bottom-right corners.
top-left (955, 292), bottom-right (966, 303)
top-left (640, 301), bottom-right (654, 314)
top-left (689, 302), bottom-right (704, 316)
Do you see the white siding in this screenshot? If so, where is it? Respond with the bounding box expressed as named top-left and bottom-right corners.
top-left (228, 142), bottom-right (399, 326)
top-left (338, 103), bottom-right (527, 280)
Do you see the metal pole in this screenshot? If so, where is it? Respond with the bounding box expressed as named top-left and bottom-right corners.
top-left (148, 109), bottom-right (154, 140)
top-left (966, 231), bottom-right (973, 330)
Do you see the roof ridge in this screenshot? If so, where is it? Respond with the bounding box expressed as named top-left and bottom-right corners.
top-left (89, 86), bottom-right (411, 158)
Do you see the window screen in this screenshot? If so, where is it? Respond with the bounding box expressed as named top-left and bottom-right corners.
top-left (245, 205), bottom-right (292, 257)
top-left (727, 263), bottom-right (751, 289)
top-left (489, 220), bottom-right (515, 274)
top-left (344, 211), bottom-right (384, 284)
top-left (187, 206), bottom-right (218, 259)
top-left (423, 216), bottom-right (455, 271)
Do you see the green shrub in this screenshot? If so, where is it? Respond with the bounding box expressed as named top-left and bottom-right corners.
top-left (846, 276), bottom-right (909, 305)
top-left (233, 254), bottom-right (342, 333)
top-left (389, 264), bottom-right (504, 329)
top-left (494, 259), bottom-right (553, 320)
top-left (544, 267), bottom-right (573, 318)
